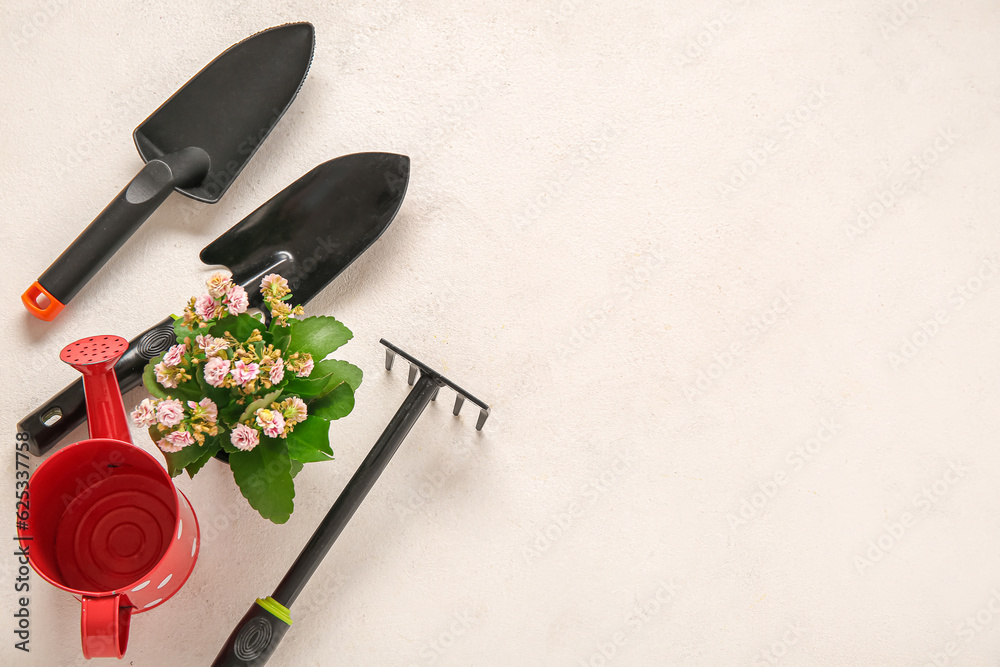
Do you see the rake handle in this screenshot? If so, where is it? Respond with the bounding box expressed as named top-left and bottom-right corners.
top-left (273, 372), bottom-right (440, 605)
top-left (211, 374), bottom-right (440, 667)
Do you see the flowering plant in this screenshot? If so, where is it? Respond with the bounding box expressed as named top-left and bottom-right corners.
top-left (132, 272), bottom-right (361, 523)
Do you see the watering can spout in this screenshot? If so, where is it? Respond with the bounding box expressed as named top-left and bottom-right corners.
top-left (59, 336), bottom-right (132, 444)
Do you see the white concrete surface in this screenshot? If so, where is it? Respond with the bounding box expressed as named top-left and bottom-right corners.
top-left (3, 1), bottom-right (1000, 665)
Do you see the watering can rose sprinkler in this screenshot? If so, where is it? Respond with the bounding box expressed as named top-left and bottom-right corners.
top-left (131, 271), bottom-right (362, 524)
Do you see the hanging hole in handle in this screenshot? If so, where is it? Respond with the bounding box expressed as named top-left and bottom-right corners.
top-left (41, 408), bottom-right (62, 427)
top-left (22, 282), bottom-right (65, 321)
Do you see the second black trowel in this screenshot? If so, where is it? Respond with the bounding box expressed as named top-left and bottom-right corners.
top-left (23, 22), bottom-right (316, 321)
top-left (200, 153), bottom-right (411, 303)
top-left (20, 152), bottom-right (411, 456)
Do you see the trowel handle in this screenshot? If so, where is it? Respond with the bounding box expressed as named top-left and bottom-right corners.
top-left (22, 147), bottom-right (210, 321)
top-left (18, 317), bottom-right (176, 456)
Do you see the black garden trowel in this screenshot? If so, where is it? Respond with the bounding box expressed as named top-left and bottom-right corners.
top-left (19, 152), bottom-right (411, 456)
top-left (22, 22), bottom-right (315, 321)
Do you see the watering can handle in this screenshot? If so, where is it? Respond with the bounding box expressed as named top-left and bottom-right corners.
top-left (81, 594), bottom-right (131, 659)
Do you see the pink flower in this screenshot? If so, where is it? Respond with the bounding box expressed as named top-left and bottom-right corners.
top-left (194, 293), bottom-right (219, 321)
top-left (158, 429), bottom-right (195, 453)
top-left (296, 356), bottom-right (315, 378)
top-left (155, 362), bottom-right (178, 388)
top-left (283, 397), bottom-right (307, 424)
top-left (195, 334), bottom-right (228, 357)
top-left (156, 399), bottom-right (184, 427)
top-left (198, 397), bottom-right (218, 422)
top-left (130, 398), bottom-right (157, 428)
top-left (261, 273), bottom-right (289, 293)
top-left (187, 397), bottom-right (218, 423)
top-left (224, 284), bottom-right (249, 316)
top-left (230, 424), bottom-right (259, 451)
top-left (269, 358), bottom-right (285, 385)
top-left (162, 343), bottom-right (187, 367)
top-left (255, 408), bottom-right (286, 439)
top-left (203, 357), bottom-right (231, 387)
top-left (206, 272), bottom-right (232, 298)
top-left (232, 360), bottom-right (260, 386)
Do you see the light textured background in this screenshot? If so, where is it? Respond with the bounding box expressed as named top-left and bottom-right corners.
top-left (2, 1), bottom-right (1000, 665)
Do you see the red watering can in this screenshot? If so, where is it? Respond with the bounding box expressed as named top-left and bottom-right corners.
top-left (18, 336), bottom-right (199, 659)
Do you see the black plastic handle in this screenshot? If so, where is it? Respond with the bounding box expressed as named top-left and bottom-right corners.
top-left (19, 317), bottom-right (176, 456)
top-left (24, 147), bottom-right (210, 318)
top-left (212, 603), bottom-right (290, 667)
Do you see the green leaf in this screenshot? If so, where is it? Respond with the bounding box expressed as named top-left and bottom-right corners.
top-left (144, 354), bottom-right (205, 403)
top-left (290, 460), bottom-right (304, 478)
top-left (219, 400), bottom-right (246, 427)
top-left (280, 372), bottom-right (339, 400)
top-left (184, 440), bottom-right (222, 478)
top-left (166, 378), bottom-right (203, 403)
top-left (238, 389), bottom-right (283, 423)
top-left (220, 431), bottom-right (241, 454)
top-left (142, 356), bottom-right (201, 402)
top-left (173, 317), bottom-right (209, 343)
top-left (308, 382), bottom-right (355, 421)
top-left (210, 313), bottom-right (265, 343)
top-left (142, 358), bottom-right (169, 399)
top-left (172, 317), bottom-right (188, 341)
top-left (324, 360), bottom-right (363, 391)
top-left (286, 418), bottom-right (334, 463)
top-left (270, 321), bottom-right (292, 354)
top-left (161, 440), bottom-right (214, 478)
top-left (208, 315), bottom-right (237, 338)
top-left (196, 365), bottom-right (234, 407)
top-left (281, 359), bottom-right (363, 399)
top-left (285, 316), bottom-right (352, 360)
top-left (228, 437), bottom-right (295, 524)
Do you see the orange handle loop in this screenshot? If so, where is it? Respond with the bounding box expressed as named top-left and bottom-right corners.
top-left (22, 281), bottom-right (65, 321)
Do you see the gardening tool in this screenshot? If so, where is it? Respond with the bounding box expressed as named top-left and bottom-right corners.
top-left (19, 152), bottom-right (410, 456)
top-left (212, 339), bottom-right (490, 667)
top-left (21, 22), bottom-right (315, 321)
top-left (17, 336), bottom-right (199, 659)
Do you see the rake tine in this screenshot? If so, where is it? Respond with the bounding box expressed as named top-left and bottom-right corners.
top-left (476, 407), bottom-right (490, 431)
top-left (379, 338), bottom-right (491, 432)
